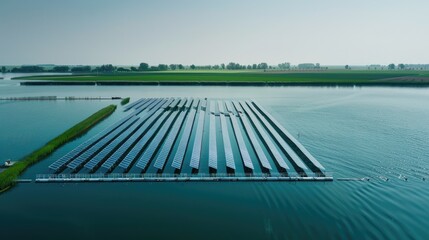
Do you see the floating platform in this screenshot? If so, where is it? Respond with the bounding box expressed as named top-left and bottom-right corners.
top-left (48, 98), bottom-right (327, 181)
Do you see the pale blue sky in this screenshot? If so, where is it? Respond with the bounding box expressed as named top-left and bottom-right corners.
top-left (0, 0), bottom-right (428, 65)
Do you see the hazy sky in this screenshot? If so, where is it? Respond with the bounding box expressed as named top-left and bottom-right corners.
top-left (1, 0), bottom-right (428, 65)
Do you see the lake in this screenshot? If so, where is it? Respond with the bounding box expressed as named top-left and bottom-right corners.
top-left (1, 76), bottom-right (429, 239)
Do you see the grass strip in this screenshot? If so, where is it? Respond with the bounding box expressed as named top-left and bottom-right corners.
top-left (121, 97), bottom-right (130, 105)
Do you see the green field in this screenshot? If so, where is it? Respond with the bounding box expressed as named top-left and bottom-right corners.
top-left (16, 70), bottom-right (429, 84)
top-left (0, 104), bottom-right (117, 193)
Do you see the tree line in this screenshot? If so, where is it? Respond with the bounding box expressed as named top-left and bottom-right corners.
top-left (1, 62), bottom-right (274, 73)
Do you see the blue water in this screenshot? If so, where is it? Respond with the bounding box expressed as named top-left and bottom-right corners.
top-left (1, 77), bottom-right (429, 239)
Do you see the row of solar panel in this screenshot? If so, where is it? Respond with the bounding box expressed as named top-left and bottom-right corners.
top-left (48, 109), bottom-right (138, 171)
top-left (52, 97), bottom-right (325, 175)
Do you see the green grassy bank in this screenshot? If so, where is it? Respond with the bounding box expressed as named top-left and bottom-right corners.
top-left (0, 104), bottom-right (117, 193)
top-left (121, 97), bottom-right (130, 105)
top-left (15, 70), bottom-right (429, 85)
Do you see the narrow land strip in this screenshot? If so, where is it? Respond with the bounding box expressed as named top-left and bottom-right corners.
top-left (0, 104), bottom-right (117, 193)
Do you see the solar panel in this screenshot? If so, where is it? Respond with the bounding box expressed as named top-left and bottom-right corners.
top-left (189, 109), bottom-right (206, 169)
top-left (117, 108), bottom-right (170, 170)
top-left (232, 101), bottom-right (271, 170)
top-left (169, 98), bottom-right (181, 108)
top-left (209, 100), bottom-right (215, 114)
top-left (101, 121), bottom-right (150, 171)
top-left (162, 98), bottom-right (174, 108)
top-left (171, 107), bottom-right (198, 169)
top-left (117, 109), bottom-right (172, 170)
top-left (208, 114), bottom-right (217, 169)
top-left (241, 101), bottom-right (289, 170)
top-left (176, 98), bottom-right (187, 108)
top-left (83, 117), bottom-right (144, 171)
top-left (246, 101), bottom-right (307, 170)
top-left (49, 109), bottom-right (138, 171)
top-left (135, 111), bottom-right (180, 169)
top-left (66, 116), bottom-right (140, 171)
top-left (228, 101), bottom-right (254, 170)
top-left (218, 101), bottom-right (235, 170)
top-left (133, 98), bottom-right (151, 111)
top-left (192, 98), bottom-right (200, 109)
top-left (218, 100), bottom-right (225, 114)
top-left (251, 101), bottom-right (325, 170)
top-left (184, 98), bottom-right (193, 108)
top-left (200, 99), bottom-right (207, 111)
top-left (225, 101), bottom-right (236, 115)
top-left (153, 110), bottom-right (187, 170)
top-left (124, 98), bottom-right (145, 111)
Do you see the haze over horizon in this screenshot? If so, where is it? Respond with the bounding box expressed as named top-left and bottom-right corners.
top-left (1, 0), bottom-right (428, 66)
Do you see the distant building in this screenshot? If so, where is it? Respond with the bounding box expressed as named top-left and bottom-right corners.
top-left (405, 64), bottom-right (429, 70)
top-left (368, 64), bottom-right (382, 70)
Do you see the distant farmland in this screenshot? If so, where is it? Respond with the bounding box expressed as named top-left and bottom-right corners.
top-left (16, 70), bottom-right (429, 85)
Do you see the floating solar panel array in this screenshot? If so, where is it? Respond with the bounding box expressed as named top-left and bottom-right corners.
top-left (49, 98), bottom-right (326, 178)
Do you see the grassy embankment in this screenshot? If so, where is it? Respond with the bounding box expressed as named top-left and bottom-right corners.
top-left (16, 70), bottom-right (429, 85)
top-left (121, 97), bottom-right (130, 105)
top-left (0, 104), bottom-right (117, 193)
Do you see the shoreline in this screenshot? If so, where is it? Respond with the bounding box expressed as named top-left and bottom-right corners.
top-left (19, 80), bottom-right (429, 87)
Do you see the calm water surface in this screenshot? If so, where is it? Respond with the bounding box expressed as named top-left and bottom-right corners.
top-left (1, 77), bottom-right (428, 239)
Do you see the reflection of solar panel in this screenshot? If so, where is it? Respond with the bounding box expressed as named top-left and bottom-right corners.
top-left (154, 110), bottom-right (187, 170)
top-left (135, 110), bottom-right (179, 169)
top-left (252, 101), bottom-right (325, 171)
top-left (189, 109), bottom-right (206, 169)
top-left (246, 101), bottom-right (307, 170)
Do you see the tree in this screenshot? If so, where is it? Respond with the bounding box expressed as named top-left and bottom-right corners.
top-left (98, 64), bottom-right (115, 72)
top-left (258, 63), bottom-right (268, 70)
top-left (1, 66), bottom-right (6, 73)
top-left (130, 67), bottom-right (138, 71)
top-left (221, 63), bottom-right (225, 69)
top-left (117, 67), bottom-right (130, 72)
top-left (278, 62), bottom-right (291, 69)
top-left (247, 65), bottom-right (252, 70)
top-left (252, 64), bottom-right (257, 69)
top-left (53, 66), bottom-right (69, 72)
top-left (169, 64), bottom-right (177, 70)
top-left (138, 62), bottom-right (149, 71)
top-left (345, 65), bottom-right (349, 70)
top-left (388, 63), bottom-right (396, 70)
top-left (71, 66), bottom-right (91, 72)
top-left (158, 64), bottom-right (168, 71)
top-left (398, 63), bottom-right (405, 70)
top-left (190, 64), bottom-right (196, 70)
top-left (11, 66), bottom-right (44, 73)
top-left (178, 64), bottom-right (184, 70)
top-left (213, 65), bottom-right (220, 70)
